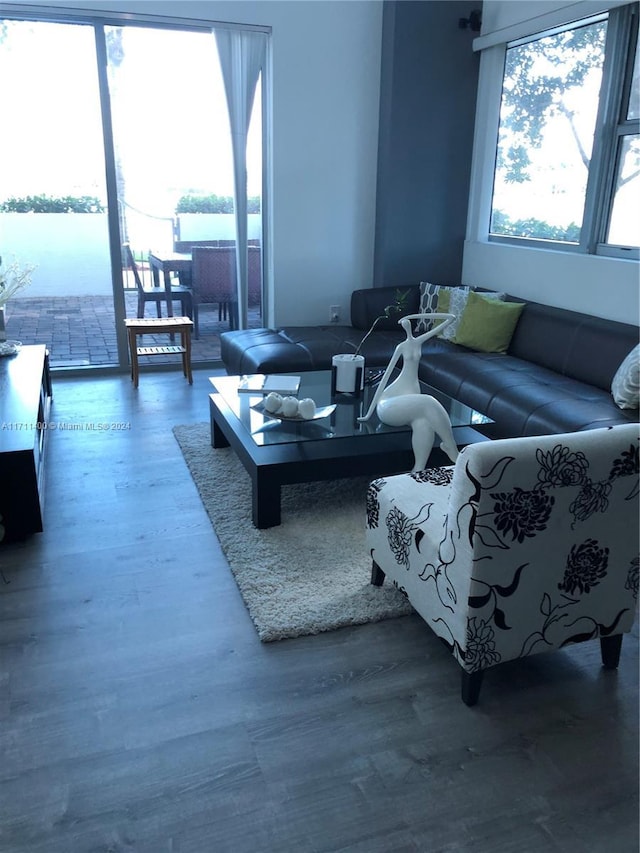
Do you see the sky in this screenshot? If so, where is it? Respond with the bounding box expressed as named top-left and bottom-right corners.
top-left (0, 20), bottom-right (262, 216)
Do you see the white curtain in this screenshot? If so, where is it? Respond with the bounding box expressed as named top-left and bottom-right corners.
top-left (215, 28), bottom-right (266, 330)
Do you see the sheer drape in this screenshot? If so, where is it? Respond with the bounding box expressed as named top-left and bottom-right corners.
top-left (215, 28), bottom-right (266, 329)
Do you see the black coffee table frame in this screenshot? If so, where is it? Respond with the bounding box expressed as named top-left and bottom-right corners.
top-left (209, 374), bottom-right (489, 528)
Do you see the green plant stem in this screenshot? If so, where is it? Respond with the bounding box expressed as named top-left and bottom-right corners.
top-left (353, 288), bottom-right (410, 358)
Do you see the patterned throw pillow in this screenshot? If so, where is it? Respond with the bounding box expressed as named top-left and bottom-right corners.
top-left (417, 284), bottom-right (506, 339)
top-left (416, 282), bottom-right (440, 332)
top-left (417, 282), bottom-right (471, 337)
top-left (611, 343), bottom-right (640, 409)
top-left (438, 287), bottom-right (471, 340)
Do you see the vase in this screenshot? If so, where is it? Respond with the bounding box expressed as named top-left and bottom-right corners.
top-left (331, 353), bottom-right (365, 395)
top-left (0, 306), bottom-right (6, 342)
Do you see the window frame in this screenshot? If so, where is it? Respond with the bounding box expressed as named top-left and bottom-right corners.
top-left (487, 2), bottom-right (639, 260)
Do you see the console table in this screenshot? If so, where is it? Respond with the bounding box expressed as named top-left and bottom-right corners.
top-left (0, 345), bottom-right (52, 542)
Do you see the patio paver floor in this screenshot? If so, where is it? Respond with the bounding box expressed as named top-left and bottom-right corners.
top-left (3, 292), bottom-right (262, 368)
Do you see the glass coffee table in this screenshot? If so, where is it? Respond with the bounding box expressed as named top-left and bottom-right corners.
top-left (209, 371), bottom-right (492, 528)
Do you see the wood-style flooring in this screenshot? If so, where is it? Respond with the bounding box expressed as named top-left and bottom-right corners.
top-left (1, 367), bottom-right (638, 853)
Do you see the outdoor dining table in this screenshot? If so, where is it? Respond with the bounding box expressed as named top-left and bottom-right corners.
top-left (148, 249), bottom-right (192, 317)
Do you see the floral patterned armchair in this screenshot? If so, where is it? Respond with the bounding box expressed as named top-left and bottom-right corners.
top-left (366, 424), bottom-right (639, 705)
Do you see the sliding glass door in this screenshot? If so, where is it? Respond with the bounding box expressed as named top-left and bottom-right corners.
top-left (106, 23), bottom-right (264, 359)
top-left (0, 14), bottom-right (267, 369)
top-left (0, 19), bottom-right (112, 368)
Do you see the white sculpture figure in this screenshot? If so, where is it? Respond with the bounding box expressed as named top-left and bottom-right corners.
top-left (358, 313), bottom-right (459, 472)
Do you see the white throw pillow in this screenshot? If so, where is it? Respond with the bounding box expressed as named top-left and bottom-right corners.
top-left (611, 343), bottom-right (640, 409)
top-left (440, 287), bottom-right (470, 340)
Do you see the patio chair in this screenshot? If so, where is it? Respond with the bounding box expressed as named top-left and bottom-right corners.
top-left (172, 240), bottom-right (218, 288)
top-left (191, 246), bottom-right (238, 337)
top-left (173, 239), bottom-right (220, 254)
top-left (124, 244), bottom-right (192, 320)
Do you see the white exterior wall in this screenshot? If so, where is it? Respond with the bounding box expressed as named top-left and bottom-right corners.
top-left (5, 0), bottom-right (383, 326)
top-left (1, 214), bottom-right (111, 297)
top-left (462, 0), bottom-right (640, 324)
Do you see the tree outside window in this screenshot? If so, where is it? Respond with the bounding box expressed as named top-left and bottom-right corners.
top-left (491, 19), bottom-right (607, 244)
top-left (489, 5), bottom-right (639, 253)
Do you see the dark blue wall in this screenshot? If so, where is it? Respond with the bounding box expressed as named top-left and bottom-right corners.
top-left (374, 1), bottom-right (481, 288)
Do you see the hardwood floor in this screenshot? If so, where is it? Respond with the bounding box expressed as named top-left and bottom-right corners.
top-left (1, 367), bottom-right (638, 853)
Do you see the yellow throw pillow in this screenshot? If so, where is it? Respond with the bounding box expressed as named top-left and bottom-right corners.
top-left (433, 287), bottom-right (450, 327)
top-left (454, 291), bottom-right (524, 353)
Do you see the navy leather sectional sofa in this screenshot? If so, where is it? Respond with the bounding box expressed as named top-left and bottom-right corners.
top-left (220, 284), bottom-right (639, 439)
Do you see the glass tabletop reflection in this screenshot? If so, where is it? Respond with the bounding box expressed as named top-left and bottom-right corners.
top-left (210, 370), bottom-right (492, 448)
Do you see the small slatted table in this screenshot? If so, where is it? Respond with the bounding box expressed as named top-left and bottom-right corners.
top-left (124, 317), bottom-right (193, 388)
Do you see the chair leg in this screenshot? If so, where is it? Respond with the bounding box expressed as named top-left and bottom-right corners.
top-left (193, 305), bottom-right (199, 339)
top-left (155, 299), bottom-right (162, 319)
top-left (229, 302), bottom-right (239, 330)
top-left (137, 296), bottom-right (144, 319)
top-left (461, 670), bottom-right (484, 706)
top-left (601, 635), bottom-right (623, 669)
top-left (127, 328), bottom-right (139, 389)
top-left (371, 561), bottom-right (385, 586)
top-left (182, 327), bottom-right (193, 385)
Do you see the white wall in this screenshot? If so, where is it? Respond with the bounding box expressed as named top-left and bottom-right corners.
top-left (177, 213), bottom-right (262, 243)
top-left (463, 0), bottom-right (640, 325)
top-left (463, 241), bottom-right (639, 320)
top-left (8, 0), bottom-right (384, 326)
top-left (478, 0), bottom-right (630, 44)
top-left (1, 213), bottom-right (112, 296)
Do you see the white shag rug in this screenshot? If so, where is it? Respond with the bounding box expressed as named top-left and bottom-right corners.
top-left (173, 422), bottom-right (413, 641)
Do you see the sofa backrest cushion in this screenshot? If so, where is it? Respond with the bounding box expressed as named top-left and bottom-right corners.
top-left (507, 299), bottom-right (639, 392)
top-left (351, 286), bottom-right (638, 396)
top-left (350, 285), bottom-right (420, 331)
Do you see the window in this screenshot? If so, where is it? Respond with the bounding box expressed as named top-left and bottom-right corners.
top-left (489, 3), bottom-right (639, 257)
top-left (605, 26), bottom-right (640, 247)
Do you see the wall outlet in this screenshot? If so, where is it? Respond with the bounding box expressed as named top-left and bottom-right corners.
top-left (330, 305), bottom-right (341, 324)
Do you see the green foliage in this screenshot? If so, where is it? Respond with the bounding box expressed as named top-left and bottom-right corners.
top-left (0, 194), bottom-right (105, 213)
top-left (176, 194), bottom-right (233, 213)
top-left (491, 210), bottom-right (581, 242)
top-left (381, 288), bottom-right (411, 321)
top-left (176, 193), bottom-right (261, 214)
top-left (354, 288), bottom-right (412, 357)
top-left (498, 21), bottom-right (607, 183)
